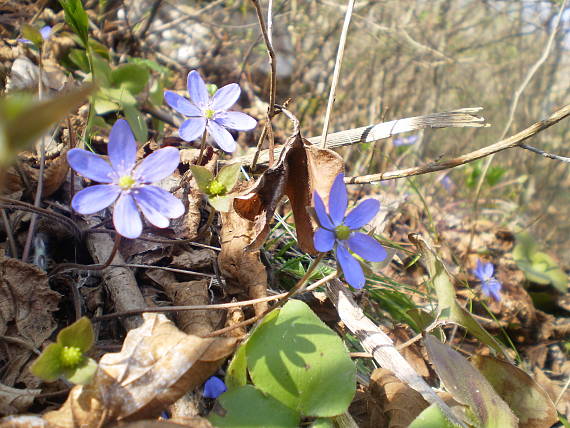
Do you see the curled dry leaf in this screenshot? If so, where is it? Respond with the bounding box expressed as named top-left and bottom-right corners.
top-left (368, 368), bottom-right (429, 428)
top-left (0, 383), bottom-right (40, 416)
top-left (43, 313), bottom-right (237, 428)
top-left (146, 269), bottom-right (215, 336)
top-left (218, 206), bottom-right (268, 316)
top-left (2, 149), bottom-right (70, 197)
top-left (233, 113), bottom-right (343, 253)
top-left (471, 355), bottom-right (557, 428)
top-left (0, 252), bottom-right (60, 388)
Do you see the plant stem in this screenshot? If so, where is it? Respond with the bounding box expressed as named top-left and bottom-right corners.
top-left (197, 130), bottom-right (208, 165)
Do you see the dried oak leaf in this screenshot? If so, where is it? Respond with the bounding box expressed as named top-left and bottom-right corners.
top-left (0, 253), bottom-right (60, 387)
top-left (43, 313), bottom-right (237, 428)
top-left (233, 117), bottom-right (343, 253)
top-left (368, 368), bottom-right (429, 428)
top-left (0, 383), bottom-right (40, 416)
top-left (218, 206), bottom-right (268, 316)
top-left (3, 148), bottom-right (70, 197)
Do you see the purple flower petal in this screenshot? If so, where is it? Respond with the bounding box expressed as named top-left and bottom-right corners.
top-left (207, 120), bottom-right (237, 153)
top-left (482, 262), bottom-right (494, 279)
top-left (71, 184), bottom-right (121, 214)
top-left (40, 26), bottom-right (52, 40)
top-left (211, 83), bottom-right (240, 111)
top-left (203, 376), bottom-right (227, 399)
top-left (108, 119), bottom-right (137, 176)
top-left (214, 111), bottom-right (257, 131)
top-left (132, 185), bottom-right (185, 219)
top-left (134, 147), bottom-right (180, 183)
top-left (164, 91), bottom-right (202, 117)
top-left (67, 148), bottom-right (115, 183)
top-left (313, 191), bottom-right (334, 230)
top-left (336, 244), bottom-right (365, 289)
top-left (187, 70), bottom-right (209, 109)
top-left (179, 117), bottom-right (206, 142)
top-left (347, 232), bottom-right (387, 262)
top-left (328, 173), bottom-right (347, 226)
top-left (18, 38), bottom-right (32, 44)
top-left (314, 228), bottom-right (336, 252)
top-left (344, 199), bottom-right (380, 230)
top-left (113, 193), bottom-right (143, 239)
top-left (482, 279), bottom-right (502, 302)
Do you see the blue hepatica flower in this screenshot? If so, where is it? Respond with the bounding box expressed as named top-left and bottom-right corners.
top-left (203, 376), bottom-right (227, 399)
top-left (313, 173), bottom-right (387, 289)
top-left (473, 259), bottom-right (502, 302)
top-left (164, 70), bottom-right (257, 153)
top-left (19, 25), bottom-right (52, 44)
top-left (67, 119), bottom-right (185, 239)
top-left (393, 134), bottom-right (418, 147)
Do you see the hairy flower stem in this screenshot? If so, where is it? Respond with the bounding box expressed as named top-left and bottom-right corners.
top-left (196, 130), bottom-right (208, 165)
top-left (48, 233), bottom-right (121, 277)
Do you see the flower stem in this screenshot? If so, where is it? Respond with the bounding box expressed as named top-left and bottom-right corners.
top-left (196, 130), bottom-right (208, 165)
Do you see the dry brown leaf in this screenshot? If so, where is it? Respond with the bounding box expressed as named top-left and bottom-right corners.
top-left (0, 253), bottom-right (60, 387)
top-left (0, 415), bottom-right (47, 428)
top-left (391, 325), bottom-right (431, 378)
top-left (2, 149), bottom-right (69, 197)
top-left (369, 368), bottom-right (429, 428)
top-left (218, 207), bottom-right (268, 316)
top-left (233, 115), bottom-right (343, 253)
top-left (533, 367), bottom-right (570, 419)
top-left (43, 313), bottom-right (237, 428)
top-left (0, 383), bottom-right (40, 416)
top-left (170, 248), bottom-right (217, 271)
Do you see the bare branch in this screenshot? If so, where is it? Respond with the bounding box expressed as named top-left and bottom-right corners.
top-left (345, 103), bottom-right (570, 184)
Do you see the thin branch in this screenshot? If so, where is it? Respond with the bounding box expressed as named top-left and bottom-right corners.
top-left (237, 107), bottom-right (488, 167)
top-left (250, 0), bottom-right (278, 167)
top-left (519, 143), bottom-right (570, 163)
top-left (345, 103), bottom-right (570, 184)
top-left (320, 0), bottom-right (356, 149)
top-left (1, 209), bottom-right (17, 257)
top-left (94, 271), bottom-right (337, 322)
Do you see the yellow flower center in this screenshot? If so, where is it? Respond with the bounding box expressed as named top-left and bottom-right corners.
top-left (208, 179), bottom-right (226, 196)
top-left (335, 225), bottom-right (351, 240)
top-left (204, 108), bottom-right (215, 119)
top-left (118, 175), bottom-right (136, 190)
top-left (61, 346), bottom-right (83, 367)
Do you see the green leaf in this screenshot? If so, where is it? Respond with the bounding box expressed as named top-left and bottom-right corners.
top-left (424, 335), bottom-right (518, 428)
top-left (63, 357), bottom-right (98, 385)
top-left (58, 0), bottom-right (89, 45)
top-left (149, 78), bottom-right (164, 107)
top-left (216, 162), bottom-right (242, 192)
top-left (93, 96), bottom-right (120, 115)
top-left (22, 24), bottom-right (44, 47)
top-left (123, 104), bottom-right (148, 142)
top-left (190, 165), bottom-right (214, 193)
top-left (30, 343), bottom-right (63, 382)
top-left (412, 235), bottom-right (507, 357)
top-left (111, 63), bottom-right (150, 95)
top-left (68, 48), bottom-right (90, 72)
top-left (471, 355), bottom-right (558, 428)
top-left (90, 53), bottom-right (112, 88)
top-left (57, 317), bottom-right (94, 351)
top-left (246, 300), bottom-right (356, 417)
top-left (209, 385), bottom-right (300, 428)
top-left (513, 233), bottom-right (568, 292)
top-left (309, 418), bottom-right (335, 428)
top-left (209, 195), bottom-right (233, 212)
top-left (0, 85), bottom-right (94, 167)
top-left (225, 342), bottom-right (248, 390)
top-left (409, 403), bottom-right (463, 428)
top-left (88, 39), bottom-right (109, 59)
